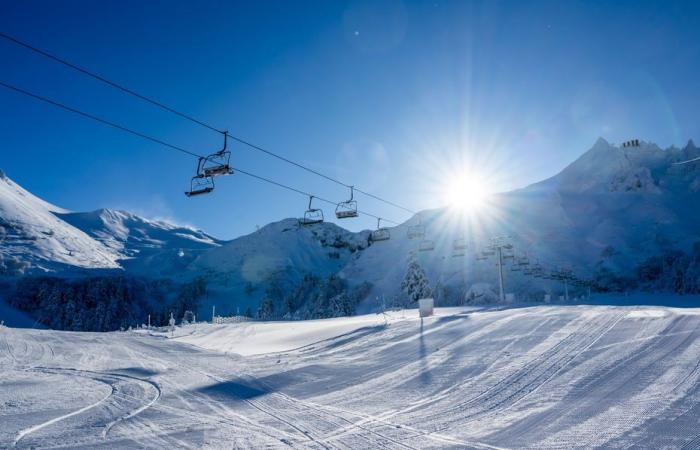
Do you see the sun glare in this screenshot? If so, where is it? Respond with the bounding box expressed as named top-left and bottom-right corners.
top-left (442, 173), bottom-right (489, 212)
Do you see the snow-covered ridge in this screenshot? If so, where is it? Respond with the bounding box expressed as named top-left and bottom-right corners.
top-left (0, 173), bottom-right (120, 272)
top-left (0, 172), bottom-right (220, 275)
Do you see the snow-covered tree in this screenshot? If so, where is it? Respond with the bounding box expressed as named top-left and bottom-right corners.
top-left (400, 261), bottom-right (431, 306)
top-left (256, 297), bottom-right (274, 320)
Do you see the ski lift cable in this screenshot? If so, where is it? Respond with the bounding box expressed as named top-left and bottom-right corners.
top-left (674, 156), bottom-right (700, 165)
top-left (230, 167), bottom-right (399, 224)
top-left (0, 31), bottom-right (417, 215)
top-left (0, 80), bottom-right (200, 159)
top-left (0, 79), bottom-right (399, 225)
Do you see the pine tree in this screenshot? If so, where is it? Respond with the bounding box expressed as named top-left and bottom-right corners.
top-left (400, 261), bottom-right (432, 306)
top-left (256, 297), bottom-right (274, 320)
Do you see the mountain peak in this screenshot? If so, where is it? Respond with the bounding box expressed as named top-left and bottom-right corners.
top-left (593, 137), bottom-right (612, 148)
top-left (686, 139), bottom-right (697, 150)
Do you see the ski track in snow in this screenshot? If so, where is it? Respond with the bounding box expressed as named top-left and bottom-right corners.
top-left (4, 305), bottom-right (700, 449)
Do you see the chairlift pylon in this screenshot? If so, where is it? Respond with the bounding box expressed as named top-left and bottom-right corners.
top-left (335, 186), bottom-right (359, 219)
top-left (371, 218), bottom-right (390, 242)
top-left (185, 175), bottom-right (214, 197)
top-left (300, 195), bottom-right (324, 226)
top-left (197, 131), bottom-right (233, 178)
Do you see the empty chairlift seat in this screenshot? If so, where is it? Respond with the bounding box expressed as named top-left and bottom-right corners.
top-left (419, 240), bottom-right (435, 252)
top-left (185, 176), bottom-right (215, 197)
top-left (452, 237), bottom-right (467, 256)
top-left (371, 218), bottom-right (390, 242)
top-left (335, 186), bottom-right (358, 219)
top-left (300, 196), bottom-right (324, 226)
top-left (407, 215), bottom-right (425, 240)
top-left (198, 132), bottom-right (234, 178)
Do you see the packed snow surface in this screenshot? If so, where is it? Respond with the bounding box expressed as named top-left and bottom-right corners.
top-left (4, 302), bottom-right (700, 449)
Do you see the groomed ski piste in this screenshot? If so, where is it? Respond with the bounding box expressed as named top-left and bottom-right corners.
top-left (4, 298), bottom-right (700, 449)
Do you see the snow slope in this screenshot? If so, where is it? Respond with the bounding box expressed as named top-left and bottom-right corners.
top-left (4, 302), bottom-right (700, 448)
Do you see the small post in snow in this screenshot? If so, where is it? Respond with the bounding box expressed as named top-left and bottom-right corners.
top-left (147, 314), bottom-right (151, 329)
top-left (212, 305), bottom-right (216, 323)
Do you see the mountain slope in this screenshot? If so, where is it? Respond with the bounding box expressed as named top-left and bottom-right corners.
top-left (187, 218), bottom-right (370, 314)
top-left (0, 170), bottom-right (120, 273)
top-left (0, 171), bottom-right (220, 276)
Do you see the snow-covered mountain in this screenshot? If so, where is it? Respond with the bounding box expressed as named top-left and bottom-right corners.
top-left (3, 137), bottom-right (700, 319)
top-left (0, 170), bottom-right (120, 273)
top-left (0, 170), bottom-right (220, 276)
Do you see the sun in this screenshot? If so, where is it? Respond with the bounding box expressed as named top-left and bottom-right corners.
top-left (442, 172), bottom-right (489, 212)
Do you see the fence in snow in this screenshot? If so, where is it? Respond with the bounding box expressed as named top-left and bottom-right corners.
top-left (213, 315), bottom-right (252, 324)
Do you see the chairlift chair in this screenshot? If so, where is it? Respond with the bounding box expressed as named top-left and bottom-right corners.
top-left (453, 238), bottom-right (468, 250)
top-left (476, 253), bottom-right (488, 261)
top-left (300, 196), bottom-right (324, 226)
top-left (407, 215), bottom-right (425, 240)
top-left (185, 175), bottom-right (215, 197)
top-left (335, 186), bottom-right (359, 219)
top-left (371, 218), bottom-right (390, 242)
top-left (517, 256), bottom-right (530, 266)
top-left (198, 132), bottom-right (233, 178)
top-left (419, 240), bottom-right (435, 252)
top-left (511, 265), bottom-right (521, 272)
top-left (451, 238), bottom-right (467, 257)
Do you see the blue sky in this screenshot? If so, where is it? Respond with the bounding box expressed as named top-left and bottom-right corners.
top-left (2, 0), bottom-right (699, 239)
